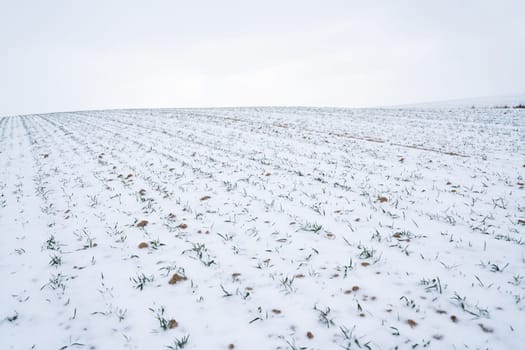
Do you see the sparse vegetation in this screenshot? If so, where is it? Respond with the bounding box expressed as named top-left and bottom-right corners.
top-left (2, 107), bottom-right (523, 349)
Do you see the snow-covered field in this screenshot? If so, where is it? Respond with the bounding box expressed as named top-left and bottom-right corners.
top-left (1, 107), bottom-right (524, 350)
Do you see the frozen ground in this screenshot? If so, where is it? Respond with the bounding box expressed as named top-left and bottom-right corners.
top-left (0, 107), bottom-right (524, 350)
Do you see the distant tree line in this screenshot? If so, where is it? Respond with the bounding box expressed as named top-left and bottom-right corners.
top-left (491, 104), bottom-right (525, 109)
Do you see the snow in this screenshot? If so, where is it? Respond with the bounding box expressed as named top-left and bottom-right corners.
top-left (0, 107), bottom-right (524, 349)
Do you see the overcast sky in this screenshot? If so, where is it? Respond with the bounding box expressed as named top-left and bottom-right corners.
top-left (1, 0), bottom-right (524, 116)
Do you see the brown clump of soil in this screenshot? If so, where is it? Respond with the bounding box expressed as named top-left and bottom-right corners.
top-left (450, 315), bottom-right (458, 323)
top-left (271, 309), bottom-right (282, 314)
top-left (306, 331), bottom-right (314, 339)
top-left (228, 344), bottom-right (235, 349)
top-left (178, 223), bottom-right (188, 229)
top-left (361, 262), bottom-right (370, 267)
top-left (168, 319), bottom-right (178, 329)
top-left (378, 196), bottom-right (388, 203)
top-left (136, 220), bottom-right (148, 227)
top-left (407, 319), bottom-right (417, 328)
top-left (138, 242), bottom-right (149, 249)
top-left (169, 273), bottom-right (187, 284)
top-left (200, 195), bottom-right (211, 201)
top-left (352, 286), bottom-right (360, 292)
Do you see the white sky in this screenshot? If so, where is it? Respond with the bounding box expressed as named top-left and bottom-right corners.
top-left (1, 0), bottom-right (524, 116)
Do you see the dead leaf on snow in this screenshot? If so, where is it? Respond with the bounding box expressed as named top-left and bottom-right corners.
top-left (136, 220), bottom-right (148, 228)
top-left (169, 274), bottom-right (187, 284)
